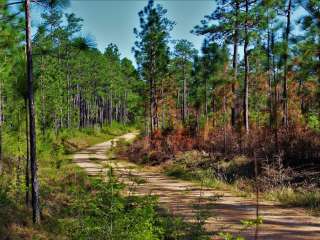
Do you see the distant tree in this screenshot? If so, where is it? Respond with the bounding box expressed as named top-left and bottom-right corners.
top-left (201, 40), bottom-right (229, 125)
top-left (193, 0), bottom-right (241, 128)
top-left (282, 0), bottom-right (293, 128)
top-left (173, 39), bottom-right (197, 124)
top-left (298, 0), bottom-right (320, 116)
top-left (133, 0), bottom-right (174, 135)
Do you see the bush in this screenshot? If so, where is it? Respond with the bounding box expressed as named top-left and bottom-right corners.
top-left (66, 174), bottom-right (164, 240)
top-left (307, 114), bottom-right (320, 131)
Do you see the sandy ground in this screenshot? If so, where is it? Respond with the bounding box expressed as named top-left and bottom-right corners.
top-left (74, 132), bottom-right (320, 240)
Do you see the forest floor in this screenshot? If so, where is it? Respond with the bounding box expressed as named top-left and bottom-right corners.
top-left (73, 132), bottom-right (320, 240)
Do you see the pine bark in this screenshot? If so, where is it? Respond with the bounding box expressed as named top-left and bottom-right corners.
top-left (25, 0), bottom-right (41, 224)
top-left (231, 0), bottom-right (239, 128)
top-left (243, 0), bottom-right (250, 134)
top-left (182, 63), bottom-right (187, 124)
top-left (283, 0), bottom-right (292, 128)
top-left (25, 98), bottom-right (30, 207)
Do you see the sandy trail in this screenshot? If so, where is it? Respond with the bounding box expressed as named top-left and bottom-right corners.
top-left (73, 132), bottom-right (320, 240)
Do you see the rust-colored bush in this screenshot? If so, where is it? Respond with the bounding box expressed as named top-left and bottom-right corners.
top-left (128, 122), bottom-right (320, 170)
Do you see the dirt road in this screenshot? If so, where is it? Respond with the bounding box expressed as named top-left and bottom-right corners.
top-left (74, 133), bottom-right (320, 240)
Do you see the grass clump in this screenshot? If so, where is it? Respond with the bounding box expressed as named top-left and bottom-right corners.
top-left (266, 187), bottom-right (320, 215)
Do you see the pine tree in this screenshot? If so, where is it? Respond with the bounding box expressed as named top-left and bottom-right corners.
top-left (193, 0), bottom-right (242, 128)
top-left (173, 40), bottom-right (197, 124)
top-left (298, 0), bottom-right (320, 117)
top-left (133, 0), bottom-right (174, 135)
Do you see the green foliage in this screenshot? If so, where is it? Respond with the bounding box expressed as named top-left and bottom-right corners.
top-left (266, 187), bottom-right (320, 215)
top-left (66, 173), bottom-right (163, 240)
top-left (218, 232), bottom-right (245, 240)
top-left (307, 114), bottom-right (320, 131)
top-left (218, 217), bottom-right (262, 240)
top-left (1, 125), bottom-right (211, 239)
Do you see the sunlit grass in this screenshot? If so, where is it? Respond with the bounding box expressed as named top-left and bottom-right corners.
top-left (265, 187), bottom-right (320, 215)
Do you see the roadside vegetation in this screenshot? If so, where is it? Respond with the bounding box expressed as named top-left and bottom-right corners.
top-left (124, 135), bottom-right (320, 216)
top-left (0, 124), bottom-right (213, 240)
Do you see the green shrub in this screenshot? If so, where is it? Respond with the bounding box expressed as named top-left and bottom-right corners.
top-left (307, 114), bottom-right (320, 131)
top-left (65, 172), bottom-right (163, 240)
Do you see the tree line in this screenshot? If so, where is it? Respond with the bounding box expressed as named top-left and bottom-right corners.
top-left (134, 0), bottom-right (319, 142)
top-left (1, 0), bottom-right (143, 224)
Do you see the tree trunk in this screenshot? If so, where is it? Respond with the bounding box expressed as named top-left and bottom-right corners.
top-left (283, 0), bottom-right (292, 128)
top-left (124, 91), bottom-right (128, 124)
top-left (149, 77), bottom-right (154, 135)
top-left (182, 64), bottom-right (187, 124)
top-left (205, 76), bottom-right (208, 121)
top-left (223, 94), bottom-right (227, 153)
top-left (25, 98), bottom-right (30, 207)
top-left (243, 0), bottom-right (250, 134)
top-left (150, 44), bottom-right (158, 134)
top-left (231, 0), bottom-right (239, 128)
top-left (40, 56), bottom-right (45, 136)
top-left (25, 0), bottom-right (41, 224)
top-left (109, 92), bottom-right (113, 124)
top-left (66, 51), bottom-right (71, 128)
top-left (268, 30), bottom-right (273, 128)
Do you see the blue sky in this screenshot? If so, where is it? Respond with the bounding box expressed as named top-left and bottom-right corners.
top-left (62, 0), bottom-right (215, 62)
top-left (30, 0), bottom-right (306, 64)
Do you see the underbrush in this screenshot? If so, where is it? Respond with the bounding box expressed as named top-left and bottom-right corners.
top-left (128, 124), bottom-right (320, 169)
top-left (125, 123), bottom-right (320, 215)
top-left (163, 152), bottom-right (253, 198)
top-left (126, 132), bottom-right (320, 215)
top-left (0, 124), bottom-right (212, 240)
top-left (1, 124), bottom-right (155, 239)
top-left (165, 153), bottom-right (320, 215)
top-left (265, 187), bottom-right (320, 215)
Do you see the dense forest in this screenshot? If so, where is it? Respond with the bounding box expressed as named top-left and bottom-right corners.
top-left (0, 0), bottom-right (320, 239)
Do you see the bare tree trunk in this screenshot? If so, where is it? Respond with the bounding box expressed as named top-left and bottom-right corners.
top-left (25, 0), bottom-right (41, 224)
top-left (231, 0), bottom-right (239, 128)
top-left (243, 0), bottom-right (250, 134)
top-left (283, 0), bottom-right (292, 128)
top-left (153, 79), bottom-right (159, 130)
top-left (144, 99), bottom-right (149, 136)
top-left (66, 51), bottom-right (71, 128)
top-left (124, 91), bottom-right (128, 124)
top-left (182, 66), bottom-right (187, 124)
top-left (40, 56), bottom-right (45, 136)
top-left (79, 90), bottom-right (83, 128)
top-left (161, 79), bottom-right (165, 129)
top-left (274, 71), bottom-right (279, 152)
top-left (150, 45), bottom-right (159, 135)
top-left (149, 77), bottom-right (154, 136)
top-left (25, 98), bottom-right (30, 207)
top-left (205, 76), bottom-right (208, 121)
top-left (270, 31), bottom-right (279, 151)
top-left (267, 26), bottom-right (273, 128)
top-left (109, 92), bottom-right (113, 124)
